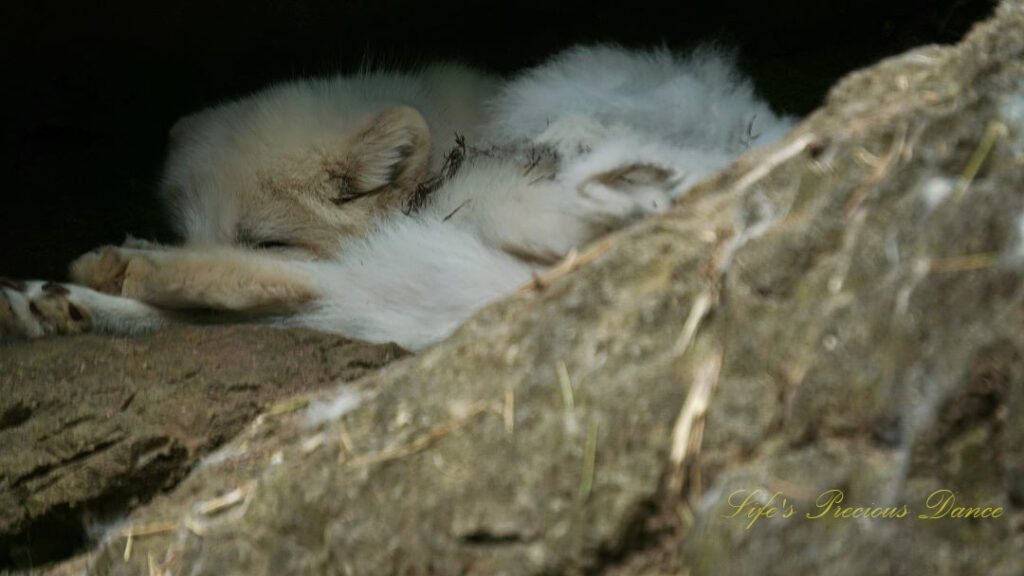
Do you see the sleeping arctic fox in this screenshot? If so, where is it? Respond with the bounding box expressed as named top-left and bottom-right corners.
top-left (0, 46), bottom-right (794, 350)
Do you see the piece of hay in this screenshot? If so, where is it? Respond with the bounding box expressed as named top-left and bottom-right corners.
top-left (669, 351), bottom-right (724, 494)
top-left (346, 402), bottom-right (488, 468)
top-left (578, 418), bottom-right (600, 502)
top-left (555, 360), bottom-right (576, 411)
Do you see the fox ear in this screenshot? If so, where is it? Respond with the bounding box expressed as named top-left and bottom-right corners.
top-left (339, 106), bottom-right (431, 200)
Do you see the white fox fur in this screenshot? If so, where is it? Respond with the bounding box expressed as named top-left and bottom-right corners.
top-left (1, 46), bottom-right (795, 350)
top-left (485, 45), bottom-right (794, 155)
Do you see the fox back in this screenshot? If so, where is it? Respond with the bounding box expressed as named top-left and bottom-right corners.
top-left (161, 64), bottom-right (499, 257)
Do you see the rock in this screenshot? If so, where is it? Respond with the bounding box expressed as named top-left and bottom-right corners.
top-left (10, 1), bottom-right (1024, 574)
top-left (0, 326), bottom-right (405, 568)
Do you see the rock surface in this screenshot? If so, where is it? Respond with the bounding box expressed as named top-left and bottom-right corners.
top-left (4, 1), bottom-right (1023, 574)
top-left (0, 327), bottom-right (405, 568)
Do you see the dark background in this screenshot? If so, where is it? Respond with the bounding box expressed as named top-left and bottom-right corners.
top-left (0, 0), bottom-right (995, 280)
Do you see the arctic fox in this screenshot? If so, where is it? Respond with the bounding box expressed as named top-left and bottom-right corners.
top-left (0, 46), bottom-right (794, 350)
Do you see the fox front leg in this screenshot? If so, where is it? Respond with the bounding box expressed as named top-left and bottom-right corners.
top-left (70, 245), bottom-right (320, 313)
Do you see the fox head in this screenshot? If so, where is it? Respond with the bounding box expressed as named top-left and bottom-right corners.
top-left (159, 87), bottom-right (432, 258)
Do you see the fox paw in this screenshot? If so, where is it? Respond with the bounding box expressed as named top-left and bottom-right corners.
top-left (0, 279), bottom-right (93, 339)
top-left (70, 246), bottom-right (131, 295)
top-left (573, 163), bottom-right (676, 227)
top-left (70, 245), bottom-right (156, 297)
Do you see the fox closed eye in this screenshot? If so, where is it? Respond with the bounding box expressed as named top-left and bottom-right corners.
top-left (235, 228), bottom-right (292, 250)
top-left (253, 240), bottom-right (293, 249)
